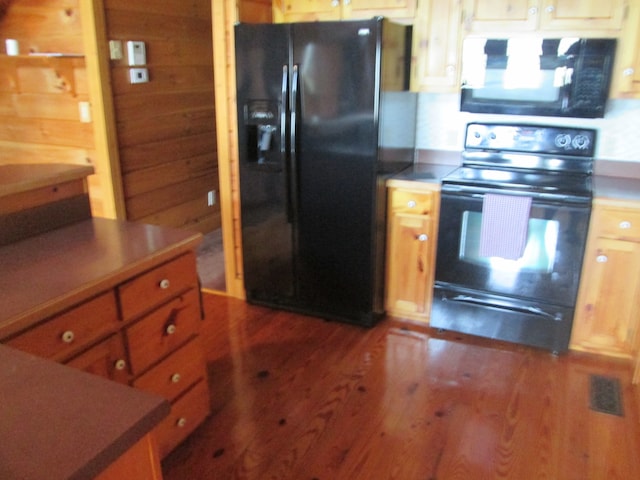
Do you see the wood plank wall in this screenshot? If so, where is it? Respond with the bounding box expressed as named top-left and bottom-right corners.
top-left (104, 0), bottom-right (220, 234)
top-left (239, 0), bottom-right (273, 23)
top-left (0, 1), bottom-right (110, 216)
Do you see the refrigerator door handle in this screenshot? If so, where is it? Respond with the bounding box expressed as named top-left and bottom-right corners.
top-left (288, 64), bottom-right (300, 225)
top-left (280, 64), bottom-right (288, 159)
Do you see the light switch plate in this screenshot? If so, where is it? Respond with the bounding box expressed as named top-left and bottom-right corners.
top-left (129, 68), bottom-right (149, 84)
top-left (108, 40), bottom-right (123, 60)
top-left (126, 41), bottom-right (146, 66)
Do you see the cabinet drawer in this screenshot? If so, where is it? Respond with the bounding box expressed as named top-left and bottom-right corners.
top-left (154, 379), bottom-right (210, 459)
top-left (119, 253), bottom-right (199, 321)
top-left (66, 333), bottom-right (130, 384)
top-left (596, 208), bottom-right (640, 241)
top-left (133, 337), bottom-right (206, 402)
top-left (125, 288), bottom-right (201, 375)
top-left (6, 291), bottom-right (118, 361)
top-left (390, 189), bottom-right (434, 215)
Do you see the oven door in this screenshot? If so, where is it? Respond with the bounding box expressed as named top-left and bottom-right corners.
top-left (432, 186), bottom-right (590, 352)
top-left (435, 186), bottom-right (590, 307)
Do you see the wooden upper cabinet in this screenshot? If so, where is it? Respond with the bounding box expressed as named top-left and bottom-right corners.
top-left (464, 0), bottom-right (538, 33)
top-left (344, 0), bottom-right (417, 20)
top-left (539, 0), bottom-right (627, 31)
top-left (412, 0), bottom-right (464, 92)
top-left (612, 0), bottom-right (640, 97)
top-left (273, 0), bottom-right (416, 22)
top-left (463, 0), bottom-right (627, 34)
top-left (273, 0), bottom-right (342, 22)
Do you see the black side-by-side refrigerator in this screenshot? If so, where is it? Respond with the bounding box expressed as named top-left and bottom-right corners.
top-left (235, 18), bottom-right (415, 327)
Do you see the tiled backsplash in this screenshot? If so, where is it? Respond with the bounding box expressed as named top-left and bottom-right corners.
top-left (415, 93), bottom-right (640, 163)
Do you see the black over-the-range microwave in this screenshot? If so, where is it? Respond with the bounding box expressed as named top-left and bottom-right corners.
top-left (460, 37), bottom-right (617, 118)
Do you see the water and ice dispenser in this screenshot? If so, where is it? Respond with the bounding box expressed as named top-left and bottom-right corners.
top-left (244, 100), bottom-right (280, 164)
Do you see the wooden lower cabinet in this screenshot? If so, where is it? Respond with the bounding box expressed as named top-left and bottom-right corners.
top-left (571, 200), bottom-right (640, 382)
top-left (385, 183), bottom-right (440, 322)
top-left (3, 250), bottom-right (210, 459)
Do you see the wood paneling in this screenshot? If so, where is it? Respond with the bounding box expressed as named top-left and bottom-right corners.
top-left (0, 0), bottom-right (121, 219)
top-left (239, 0), bottom-right (272, 23)
top-left (0, 0), bottom-right (103, 208)
top-left (104, 0), bottom-right (219, 233)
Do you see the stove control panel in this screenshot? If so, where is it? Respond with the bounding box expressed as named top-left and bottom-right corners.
top-left (465, 123), bottom-right (596, 157)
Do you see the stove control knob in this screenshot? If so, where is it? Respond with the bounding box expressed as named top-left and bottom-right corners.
top-left (572, 134), bottom-right (590, 150)
top-left (555, 134), bottom-right (571, 149)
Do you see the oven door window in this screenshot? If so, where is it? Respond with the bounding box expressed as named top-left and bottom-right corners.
top-left (436, 192), bottom-right (590, 307)
top-left (459, 211), bottom-right (559, 273)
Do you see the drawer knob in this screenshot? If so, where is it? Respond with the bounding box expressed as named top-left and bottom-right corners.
top-left (114, 359), bottom-right (127, 371)
top-left (176, 417), bottom-right (187, 428)
top-left (166, 324), bottom-right (177, 335)
top-left (417, 234), bottom-right (428, 242)
top-left (159, 279), bottom-right (171, 289)
top-left (61, 330), bottom-right (75, 343)
top-left (596, 255), bottom-right (608, 263)
top-left (407, 200), bottom-right (417, 208)
top-left (619, 221), bottom-right (632, 229)
top-left (171, 373), bottom-right (182, 384)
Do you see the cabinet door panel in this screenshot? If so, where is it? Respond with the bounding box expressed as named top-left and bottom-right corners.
top-left (125, 288), bottom-right (201, 375)
top-left (390, 189), bottom-right (434, 215)
top-left (540, 0), bottom-right (625, 31)
top-left (464, 0), bottom-right (537, 33)
top-left (345, 0), bottom-right (416, 19)
top-left (66, 333), bottom-right (130, 384)
top-left (153, 379), bottom-right (210, 459)
top-left (6, 291), bottom-right (118, 362)
top-left (274, 0), bottom-right (341, 21)
top-left (596, 208), bottom-right (640, 241)
top-left (386, 214), bottom-right (433, 317)
top-left (571, 237), bottom-right (640, 357)
top-left (412, 0), bottom-right (463, 92)
top-left (133, 338), bottom-right (206, 402)
top-left (119, 253), bottom-right (198, 322)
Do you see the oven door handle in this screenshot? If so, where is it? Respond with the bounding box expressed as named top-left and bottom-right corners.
top-left (445, 294), bottom-right (563, 321)
top-left (441, 184), bottom-right (590, 206)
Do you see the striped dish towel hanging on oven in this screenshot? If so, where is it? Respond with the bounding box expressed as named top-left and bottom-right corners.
top-left (479, 193), bottom-right (532, 260)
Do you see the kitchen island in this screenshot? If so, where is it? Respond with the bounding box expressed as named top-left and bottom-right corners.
top-left (0, 163), bottom-right (211, 466)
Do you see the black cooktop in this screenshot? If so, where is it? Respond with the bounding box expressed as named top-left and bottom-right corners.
top-left (442, 123), bottom-right (596, 202)
top-left (442, 166), bottom-right (592, 200)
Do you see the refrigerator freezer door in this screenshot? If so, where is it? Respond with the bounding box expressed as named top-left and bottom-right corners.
top-left (235, 24), bottom-right (296, 304)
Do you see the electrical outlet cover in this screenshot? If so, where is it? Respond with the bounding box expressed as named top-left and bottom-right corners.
top-left (129, 68), bottom-right (149, 84)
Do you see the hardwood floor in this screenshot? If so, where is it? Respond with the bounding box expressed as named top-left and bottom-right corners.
top-left (162, 293), bottom-right (640, 479)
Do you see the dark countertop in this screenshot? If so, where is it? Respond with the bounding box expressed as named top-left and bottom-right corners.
top-left (387, 163), bottom-right (459, 189)
top-left (593, 175), bottom-right (640, 202)
top-left (0, 217), bottom-right (202, 340)
top-left (0, 345), bottom-right (169, 480)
